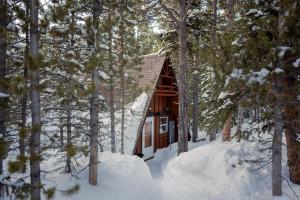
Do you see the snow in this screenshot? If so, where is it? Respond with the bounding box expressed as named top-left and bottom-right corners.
top-left (40, 134), bottom-right (300, 200)
top-left (123, 93), bottom-right (148, 154)
top-left (230, 68), bottom-right (244, 79)
top-left (274, 67), bottom-right (284, 73)
top-left (42, 152), bottom-right (162, 200)
top-left (231, 39), bottom-right (239, 45)
top-left (278, 46), bottom-right (291, 58)
top-left (248, 68), bottom-right (270, 85)
top-left (292, 58), bottom-right (300, 68)
top-left (0, 92), bottom-right (9, 98)
top-left (147, 136), bottom-right (299, 200)
top-left (246, 9), bottom-right (259, 15)
top-left (218, 91), bottom-right (234, 100)
top-left (6, 22), bottom-right (18, 32)
top-left (99, 71), bottom-right (109, 80)
top-left (69, 58), bottom-right (84, 69)
top-left (296, 134), bottom-right (300, 142)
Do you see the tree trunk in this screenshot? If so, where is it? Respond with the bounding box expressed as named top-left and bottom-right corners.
top-left (280, 0), bottom-right (300, 184)
top-left (283, 73), bottom-right (300, 184)
top-left (89, 68), bottom-right (99, 186)
top-left (119, 0), bottom-right (125, 154)
top-left (29, 0), bottom-right (41, 199)
top-left (226, 0), bottom-right (234, 30)
top-left (59, 116), bottom-right (64, 149)
top-left (20, 2), bottom-right (30, 173)
top-left (272, 93), bottom-right (283, 196)
top-left (211, 0), bottom-right (217, 46)
top-left (222, 113), bottom-right (232, 141)
top-left (236, 103), bottom-right (243, 142)
top-left (108, 18), bottom-right (116, 153)
top-left (177, 0), bottom-right (189, 154)
top-left (65, 95), bottom-right (72, 173)
top-left (192, 56), bottom-right (198, 143)
top-left (0, 0), bottom-right (8, 177)
top-left (89, 0), bottom-right (100, 186)
top-left (209, 0), bottom-right (218, 144)
top-left (222, 0), bottom-right (234, 142)
top-left (209, 128), bottom-right (216, 141)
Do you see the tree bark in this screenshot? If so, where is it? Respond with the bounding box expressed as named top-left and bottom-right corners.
top-left (222, 0), bottom-right (234, 142)
top-left (280, 0), bottom-right (300, 185)
top-left (192, 56), bottom-right (198, 142)
top-left (89, 0), bottom-right (100, 186)
top-left (209, 0), bottom-right (218, 143)
top-left (0, 0), bottom-right (8, 176)
top-left (236, 104), bottom-right (243, 142)
top-left (211, 0), bottom-right (217, 46)
top-left (20, 1), bottom-right (30, 173)
top-left (209, 128), bottom-right (216, 141)
top-left (222, 113), bottom-right (232, 141)
top-left (65, 94), bottom-right (72, 173)
top-left (272, 80), bottom-right (283, 196)
top-left (226, 0), bottom-right (234, 30)
top-left (271, 1), bottom-right (284, 195)
top-left (59, 116), bottom-right (64, 149)
top-left (119, 0), bottom-right (125, 154)
top-left (282, 73), bottom-right (300, 184)
top-left (177, 0), bottom-right (189, 154)
top-left (29, 0), bottom-right (41, 199)
top-left (108, 15), bottom-right (116, 153)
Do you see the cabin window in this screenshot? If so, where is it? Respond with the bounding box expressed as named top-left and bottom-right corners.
top-left (160, 116), bottom-right (168, 133)
top-left (144, 121), bottom-right (152, 147)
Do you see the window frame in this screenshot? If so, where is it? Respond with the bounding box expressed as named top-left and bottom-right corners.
top-left (159, 116), bottom-right (168, 134)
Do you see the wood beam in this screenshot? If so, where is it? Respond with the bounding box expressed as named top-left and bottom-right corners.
top-left (155, 93), bottom-right (178, 97)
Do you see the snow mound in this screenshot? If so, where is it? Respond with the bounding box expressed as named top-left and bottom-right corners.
top-left (44, 152), bottom-right (162, 200)
top-left (153, 140), bottom-right (298, 200)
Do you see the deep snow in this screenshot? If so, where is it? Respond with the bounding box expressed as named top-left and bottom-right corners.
top-left (37, 133), bottom-right (300, 200)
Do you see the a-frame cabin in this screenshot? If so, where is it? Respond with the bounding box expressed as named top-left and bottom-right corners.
top-left (133, 54), bottom-right (179, 160)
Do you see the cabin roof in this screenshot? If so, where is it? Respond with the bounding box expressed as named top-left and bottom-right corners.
top-left (133, 53), bottom-right (166, 95)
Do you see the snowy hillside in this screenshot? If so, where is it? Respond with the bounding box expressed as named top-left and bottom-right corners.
top-left (39, 134), bottom-right (300, 200)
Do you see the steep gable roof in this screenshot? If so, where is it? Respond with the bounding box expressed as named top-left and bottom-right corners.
top-left (132, 53), bottom-right (166, 95)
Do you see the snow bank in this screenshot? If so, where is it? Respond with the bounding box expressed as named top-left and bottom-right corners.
top-left (150, 138), bottom-right (299, 200)
top-left (43, 152), bottom-right (162, 200)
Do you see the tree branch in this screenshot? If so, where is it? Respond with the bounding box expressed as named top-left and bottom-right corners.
top-left (158, 0), bottom-right (179, 29)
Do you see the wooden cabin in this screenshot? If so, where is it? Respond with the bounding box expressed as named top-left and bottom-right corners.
top-left (133, 54), bottom-right (179, 160)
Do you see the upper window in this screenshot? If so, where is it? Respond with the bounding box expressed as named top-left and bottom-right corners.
top-left (160, 116), bottom-right (168, 133)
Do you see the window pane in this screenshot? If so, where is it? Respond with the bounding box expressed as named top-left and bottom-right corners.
top-left (144, 122), bottom-right (152, 147)
top-left (160, 125), bottom-right (167, 133)
top-left (160, 117), bottom-right (167, 125)
top-left (160, 116), bottom-right (168, 133)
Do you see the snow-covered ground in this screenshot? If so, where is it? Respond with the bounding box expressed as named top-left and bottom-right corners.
top-left (37, 132), bottom-right (300, 200)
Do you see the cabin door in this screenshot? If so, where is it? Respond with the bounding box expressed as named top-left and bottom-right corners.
top-left (142, 117), bottom-right (154, 160)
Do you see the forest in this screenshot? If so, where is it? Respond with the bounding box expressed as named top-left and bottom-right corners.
top-left (0, 0), bottom-right (299, 199)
